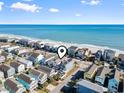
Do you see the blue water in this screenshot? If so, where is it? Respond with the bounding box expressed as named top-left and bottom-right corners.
top-left (0, 25), bottom-right (124, 50)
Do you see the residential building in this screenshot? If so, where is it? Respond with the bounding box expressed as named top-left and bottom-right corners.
top-left (29, 69), bottom-right (47, 84)
top-left (38, 65), bottom-right (55, 77)
top-left (68, 46), bottom-right (78, 57)
top-left (28, 52), bottom-right (45, 64)
top-left (84, 64), bottom-right (98, 80)
top-left (0, 64), bottom-right (15, 78)
top-left (108, 69), bottom-right (123, 93)
top-left (95, 67), bottom-right (111, 86)
top-left (0, 43), bottom-right (11, 49)
top-left (1, 52), bottom-right (13, 60)
top-left (4, 78), bottom-right (26, 93)
top-left (10, 62), bottom-right (25, 73)
top-left (5, 45), bottom-right (19, 53)
top-left (103, 49), bottom-right (115, 62)
top-left (118, 54), bottom-right (124, 70)
top-left (95, 50), bottom-right (103, 61)
top-left (76, 79), bottom-right (108, 93)
top-left (75, 48), bottom-right (86, 59)
top-left (16, 57), bottom-right (33, 69)
top-left (16, 73), bottom-right (38, 91)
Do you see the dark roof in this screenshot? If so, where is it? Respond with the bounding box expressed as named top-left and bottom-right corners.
top-left (119, 54), bottom-right (124, 61)
top-left (31, 52), bottom-right (40, 58)
top-left (38, 65), bottom-right (53, 75)
top-left (18, 74), bottom-right (32, 84)
top-left (68, 46), bottom-right (78, 50)
top-left (0, 64), bottom-right (11, 72)
top-left (29, 69), bottom-right (41, 76)
top-left (10, 62), bottom-right (21, 68)
top-left (4, 79), bottom-right (19, 92)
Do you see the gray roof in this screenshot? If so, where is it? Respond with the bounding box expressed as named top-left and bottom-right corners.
top-left (10, 62), bottom-right (22, 68)
top-left (68, 46), bottom-right (78, 50)
top-left (0, 64), bottom-right (12, 72)
top-left (18, 73), bottom-right (33, 84)
top-left (4, 79), bottom-right (21, 92)
top-left (77, 79), bottom-right (107, 93)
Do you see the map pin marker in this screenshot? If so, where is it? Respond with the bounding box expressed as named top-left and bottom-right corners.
top-left (57, 46), bottom-right (67, 59)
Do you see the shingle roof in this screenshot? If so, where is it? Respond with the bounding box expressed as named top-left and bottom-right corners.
top-left (18, 74), bottom-right (32, 84)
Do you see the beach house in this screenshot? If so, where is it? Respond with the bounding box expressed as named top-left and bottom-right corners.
top-left (118, 54), bottom-right (124, 70)
top-left (28, 52), bottom-right (45, 64)
top-left (18, 39), bottom-right (30, 47)
top-left (1, 52), bottom-right (13, 60)
top-left (29, 69), bottom-right (47, 84)
top-left (0, 71), bottom-right (4, 79)
top-left (95, 50), bottom-right (103, 61)
top-left (5, 45), bottom-right (20, 53)
top-left (0, 43), bottom-right (11, 49)
top-left (95, 67), bottom-right (111, 86)
top-left (10, 61), bottom-right (25, 73)
top-left (103, 49), bottom-right (115, 62)
top-left (84, 64), bottom-right (98, 80)
top-left (108, 69), bottom-right (123, 93)
top-left (0, 64), bottom-right (15, 78)
top-left (4, 78), bottom-right (26, 93)
top-left (38, 65), bottom-right (55, 77)
top-left (16, 73), bottom-right (38, 91)
top-left (68, 46), bottom-right (78, 57)
top-left (75, 48), bottom-right (86, 59)
top-left (76, 79), bottom-right (108, 93)
top-left (16, 57), bottom-right (33, 69)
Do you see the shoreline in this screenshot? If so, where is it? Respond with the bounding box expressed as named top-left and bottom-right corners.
top-left (0, 34), bottom-right (124, 56)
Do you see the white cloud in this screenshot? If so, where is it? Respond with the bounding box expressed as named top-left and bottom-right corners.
top-left (75, 14), bottom-right (81, 17)
top-left (49, 8), bottom-right (59, 13)
top-left (0, 2), bottom-right (4, 11)
top-left (11, 2), bottom-right (42, 13)
top-left (81, 0), bottom-right (100, 6)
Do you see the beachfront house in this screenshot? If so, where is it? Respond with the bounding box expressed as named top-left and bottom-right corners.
top-left (75, 48), bottom-right (86, 59)
top-left (0, 37), bottom-right (8, 42)
top-left (4, 78), bottom-right (26, 93)
top-left (16, 57), bottom-right (33, 69)
top-left (95, 67), bottom-right (111, 86)
top-left (0, 43), bottom-right (11, 49)
top-left (84, 64), bottom-right (99, 80)
top-left (38, 65), bottom-right (56, 77)
top-left (108, 69), bottom-right (124, 93)
top-left (95, 50), bottom-right (103, 61)
top-left (29, 69), bottom-right (47, 84)
top-left (18, 39), bottom-right (29, 46)
top-left (68, 46), bottom-right (78, 57)
top-left (103, 49), bottom-right (115, 62)
top-left (0, 64), bottom-right (15, 78)
top-left (76, 79), bottom-right (108, 93)
top-left (118, 54), bottom-right (124, 70)
top-left (28, 52), bottom-right (45, 64)
top-left (0, 55), bottom-right (5, 63)
top-left (10, 61), bottom-right (25, 73)
top-left (16, 73), bottom-right (38, 91)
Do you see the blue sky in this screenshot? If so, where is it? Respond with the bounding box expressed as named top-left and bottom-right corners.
top-left (0, 0), bottom-right (124, 24)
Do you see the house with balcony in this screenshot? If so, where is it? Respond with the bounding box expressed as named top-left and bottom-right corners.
top-left (84, 64), bottom-right (99, 81)
top-left (29, 69), bottom-right (47, 84)
top-left (10, 61), bottom-right (25, 73)
top-left (16, 73), bottom-right (38, 91)
top-left (4, 78), bottom-right (26, 93)
top-left (0, 64), bottom-right (15, 78)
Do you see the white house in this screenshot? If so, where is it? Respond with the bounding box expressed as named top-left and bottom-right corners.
top-left (28, 52), bottom-right (45, 64)
top-left (5, 45), bottom-right (20, 53)
top-left (10, 62), bottom-right (25, 73)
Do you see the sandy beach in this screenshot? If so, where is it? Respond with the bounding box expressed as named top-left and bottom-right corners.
top-left (0, 34), bottom-right (124, 56)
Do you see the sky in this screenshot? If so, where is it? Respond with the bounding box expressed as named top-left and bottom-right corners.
top-left (0, 0), bottom-right (124, 24)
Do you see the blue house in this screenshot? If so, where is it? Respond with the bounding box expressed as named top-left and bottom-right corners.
top-left (108, 69), bottom-right (122, 93)
top-left (95, 67), bottom-right (111, 86)
top-left (95, 50), bottom-right (102, 61)
top-left (16, 73), bottom-right (38, 91)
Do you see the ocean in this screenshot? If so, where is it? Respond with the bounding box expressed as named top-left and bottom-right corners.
top-left (0, 25), bottom-right (124, 50)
